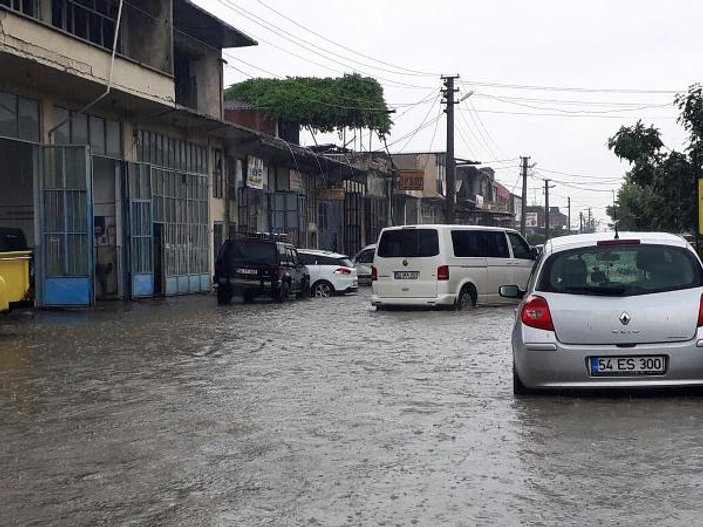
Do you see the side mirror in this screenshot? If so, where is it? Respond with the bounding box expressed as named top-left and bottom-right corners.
top-left (499, 285), bottom-right (525, 299)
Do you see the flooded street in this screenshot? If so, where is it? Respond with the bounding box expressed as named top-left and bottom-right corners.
top-left (2, 290), bottom-right (703, 526)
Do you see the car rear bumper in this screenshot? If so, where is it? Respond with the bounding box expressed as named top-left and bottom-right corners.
top-left (514, 336), bottom-right (703, 389)
top-left (217, 277), bottom-right (280, 293)
top-left (371, 293), bottom-right (456, 307)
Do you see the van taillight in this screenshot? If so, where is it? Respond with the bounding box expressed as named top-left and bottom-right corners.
top-left (437, 265), bottom-right (449, 281)
top-left (697, 293), bottom-right (703, 327)
top-left (521, 295), bottom-right (554, 331)
top-left (371, 266), bottom-right (378, 281)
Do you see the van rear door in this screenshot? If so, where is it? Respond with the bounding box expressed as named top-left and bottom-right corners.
top-left (375, 228), bottom-right (439, 298)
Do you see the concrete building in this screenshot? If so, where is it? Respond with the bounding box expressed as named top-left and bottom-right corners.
top-left (0, 0), bottom-right (259, 306)
top-left (390, 152), bottom-right (446, 225)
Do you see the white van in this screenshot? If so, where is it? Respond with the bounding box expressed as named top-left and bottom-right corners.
top-left (371, 225), bottom-right (536, 309)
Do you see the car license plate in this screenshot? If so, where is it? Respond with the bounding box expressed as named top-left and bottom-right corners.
top-left (394, 271), bottom-right (419, 280)
top-left (588, 356), bottom-right (666, 376)
top-left (236, 268), bottom-right (258, 275)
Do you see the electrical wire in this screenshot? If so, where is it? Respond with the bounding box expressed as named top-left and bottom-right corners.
top-left (395, 97), bottom-right (441, 152)
top-left (252, 0), bottom-right (439, 78)
top-left (213, 0), bottom-right (435, 90)
top-left (472, 93), bottom-right (674, 115)
top-left (456, 108), bottom-right (678, 120)
top-left (461, 79), bottom-right (682, 95)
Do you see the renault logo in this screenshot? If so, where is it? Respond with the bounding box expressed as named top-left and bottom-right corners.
top-left (402, 259), bottom-right (408, 267)
top-left (619, 312), bottom-right (632, 326)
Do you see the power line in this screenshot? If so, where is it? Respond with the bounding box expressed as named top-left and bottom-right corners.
top-left (456, 107), bottom-right (679, 120)
top-left (465, 95), bottom-right (510, 157)
top-left (252, 0), bottom-right (439, 78)
top-left (472, 93), bottom-right (674, 115)
top-left (461, 79), bottom-right (682, 95)
top-left (472, 93), bottom-right (674, 108)
top-left (214, 0), bottom-right (435, 90)
top-left (396, 97), bottom-right (441, 152)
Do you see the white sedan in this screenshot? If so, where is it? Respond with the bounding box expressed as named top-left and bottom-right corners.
top-left (298, 249), bottom-right (359, 297)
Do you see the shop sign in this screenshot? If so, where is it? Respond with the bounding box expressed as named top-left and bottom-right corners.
top-left (319, 188), bottom-right (346, 201)
top-left (526, 212), bottom-right (539, 227)
top-left (398, 170), bottom-right (425, 191)
top-left (289, 169), bottom-right (303, 192)
top-left (246, 156), bottom-right (264, 189)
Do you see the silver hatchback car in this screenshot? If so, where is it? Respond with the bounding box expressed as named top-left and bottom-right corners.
top-left (500, 232), bottom-right (703, 394)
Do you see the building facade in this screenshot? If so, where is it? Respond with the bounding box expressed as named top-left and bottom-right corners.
top-left (0, 0), bottom-right (257, 306)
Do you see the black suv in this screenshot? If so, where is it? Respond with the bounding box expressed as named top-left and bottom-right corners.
top-left (215, 235), bottom-right (310, 304)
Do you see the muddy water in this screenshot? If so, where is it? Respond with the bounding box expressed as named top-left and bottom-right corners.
top-left (1, 292), bottom-right (702, 526)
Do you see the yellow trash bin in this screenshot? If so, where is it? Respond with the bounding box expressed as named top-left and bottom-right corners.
top-left (0, 250), bottom-right (32, 312)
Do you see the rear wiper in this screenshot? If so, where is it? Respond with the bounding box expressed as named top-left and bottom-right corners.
top-left (561, 286), bottom-right (627, 296)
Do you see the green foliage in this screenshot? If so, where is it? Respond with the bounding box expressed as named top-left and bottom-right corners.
top-left (224, 74), bottom-right (392, 135)
top-left (608, 88), bottom-right (703, 234)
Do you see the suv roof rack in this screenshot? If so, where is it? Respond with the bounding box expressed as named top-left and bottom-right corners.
top-left (230, 231), bottom-right (290, 243)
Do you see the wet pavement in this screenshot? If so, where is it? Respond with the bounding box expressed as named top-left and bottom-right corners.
top-left (2, 290), bottom-right (703, 526)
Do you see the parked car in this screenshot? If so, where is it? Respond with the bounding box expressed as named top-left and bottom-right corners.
top-left (371, 225), bottom-right (536, 310)
top-left (352, 244), bottom-right (376, 283)
top-left (214, 234), bottom-right (310, 304)
top-left (298, 249), bottom-right (359, 297)
top-left (500, 232), bottom-right (703, 394)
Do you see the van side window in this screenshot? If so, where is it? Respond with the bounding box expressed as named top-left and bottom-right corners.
top-left (451, 230), bottom-right (483, 257)
top-left (487, 232), bottom-right (510, 258)
top-left (508, 232), bottom-right (532, 259)
top-left (378, 229), bottom-right (439, 257)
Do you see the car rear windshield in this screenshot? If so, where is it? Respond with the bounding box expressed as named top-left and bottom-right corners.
top-left (377, 229), bottom-right (439, 258)
top-left (226, 240), bottom-right (277, 265)
top-left (537, 243), bottom-right (703, 296)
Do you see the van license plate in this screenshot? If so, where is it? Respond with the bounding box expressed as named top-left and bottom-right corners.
top-left (237, 268), bottom-right (258, 275)
top-left (588, 356), bottom-right (666, 376)
top-left (394, 271), bottom-right (419, 279)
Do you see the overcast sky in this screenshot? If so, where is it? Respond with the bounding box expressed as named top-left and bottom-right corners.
top-left (197, 0), bottom-right (702, 228)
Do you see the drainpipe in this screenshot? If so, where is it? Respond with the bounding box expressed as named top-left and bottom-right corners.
top-left (48, 0), bottom-right (125, 140)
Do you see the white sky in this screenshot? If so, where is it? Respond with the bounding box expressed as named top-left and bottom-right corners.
top-left (197, 0), bottom-right (703, 228)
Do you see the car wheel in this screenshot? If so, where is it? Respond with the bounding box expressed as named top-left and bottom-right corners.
top-left (275, 281), bottom-right (291, 303)
top-left (513, 366), bottom-right (533, 396)
top-left (312, 281), bottom-right (334, 298)
top-left (456, 285), bottom-right (477, 311)
top-left (217, 284), bottom-right (233, 305)
top-left (243, 290), bottom-right (256, 304)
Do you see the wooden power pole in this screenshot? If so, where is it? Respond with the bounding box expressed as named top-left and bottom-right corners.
top-left (442, 74), bottom-right (460, 224)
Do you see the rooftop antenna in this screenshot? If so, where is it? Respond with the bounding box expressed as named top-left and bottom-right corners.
top-left (612, 189), bottom-right (619, 239)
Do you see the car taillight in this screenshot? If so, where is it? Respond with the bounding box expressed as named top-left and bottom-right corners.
top-left (698, 293), bottom-right (703, 327)
top-left (272, 267), bottom-right (283, 279)
top-left (333, 267), bottom-right (352, 275)
top-left (521, 295), bottom-right (555, 331)
top-left (437, 265), bottom-right (449, 281)
top-left (371, 266), bottom-right (378, 281)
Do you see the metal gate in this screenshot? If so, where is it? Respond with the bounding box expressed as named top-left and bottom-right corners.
top-left (37, 145), bottom-right (93, 306)
top-left (127, 163), bottom-right (153, 298)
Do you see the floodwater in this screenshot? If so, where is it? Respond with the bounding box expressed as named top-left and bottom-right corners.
top-left (2, 290), bottom-right (703, 526)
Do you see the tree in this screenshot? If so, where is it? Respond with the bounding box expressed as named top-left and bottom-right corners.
top-left (224, 74), bottom-right (392, 136)
top-left (607, 85), bottom-right (703, 233)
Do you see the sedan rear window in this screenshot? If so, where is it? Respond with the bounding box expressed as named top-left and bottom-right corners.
top-left (537, 244), bottom-right (703, 296)
top-left (377, 229), bottom-right (439, 258)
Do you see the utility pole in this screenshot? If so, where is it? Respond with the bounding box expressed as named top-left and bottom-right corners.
top-left (442, 74), bottom-right (460, 224)
top-left (587, 208), bottom-right (592, 233)
top-left (567, 196), bottom-right (571, 235)
top-left (579, 211), bottom-right (584, 234)
top-left (544, 179), bottom-right (555, 240)
top-left (520, 156), bottom-right (530, 235)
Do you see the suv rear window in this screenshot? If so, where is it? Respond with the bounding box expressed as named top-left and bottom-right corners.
top-left (537, 244), bottom-right (703, 296)
top-left (377, 229), bottom-right (439, 258)
top-left (226, 240), bottom-right (277, 265)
